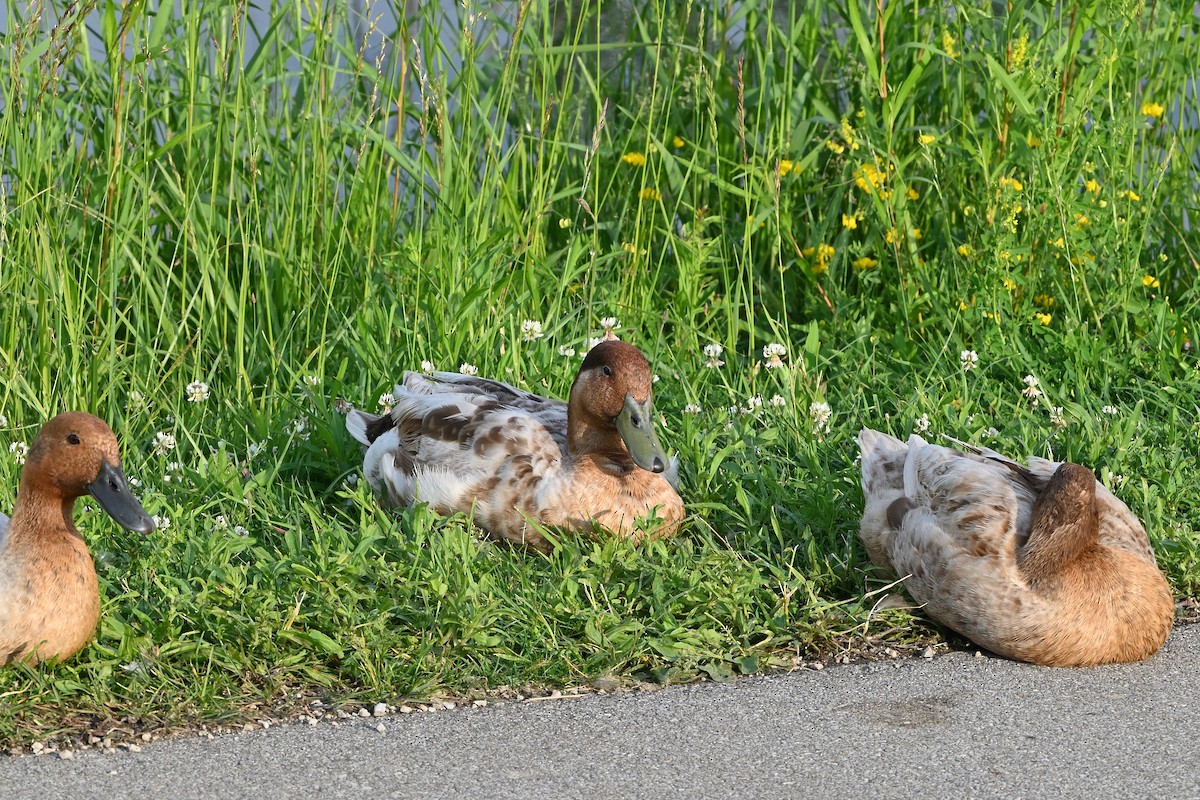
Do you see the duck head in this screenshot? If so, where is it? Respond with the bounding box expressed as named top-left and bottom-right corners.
top-left (22, 412), bottom-right (156, 534)
top-left (569, 341), bottom-right (670, 474)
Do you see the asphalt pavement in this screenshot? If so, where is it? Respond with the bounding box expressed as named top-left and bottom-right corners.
top-left (8, 625), bottom-right (1200, 799)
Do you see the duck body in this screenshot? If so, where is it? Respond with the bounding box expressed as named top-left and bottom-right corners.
top-left (0, 412), bottom-right (154, 664)
top-left (857, 428), bottom-right (1172, 667)
top-left (347, 341), bottom-right (683, 551)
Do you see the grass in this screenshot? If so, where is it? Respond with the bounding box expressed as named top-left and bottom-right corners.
top-left (0, 0), bottom-right (1197, 745)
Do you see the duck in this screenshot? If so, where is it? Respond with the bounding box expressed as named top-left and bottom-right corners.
top-left (346, 340), bottom-right (684, 551)
top-left (0, 412), bottom-right (155, 665)
top-left (857, 428), bottom-right (1173, 667)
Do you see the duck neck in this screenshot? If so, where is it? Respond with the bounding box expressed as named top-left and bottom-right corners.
top-left (566, 406), bottom-right (633, 469)
top-left (1017, 464), bottom-right (1099, 586)
top-left (8, 483), bottom-right (81, 549)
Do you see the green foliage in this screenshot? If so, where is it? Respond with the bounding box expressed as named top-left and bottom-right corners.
top-left (0, 0), bottom-right (1197, 743)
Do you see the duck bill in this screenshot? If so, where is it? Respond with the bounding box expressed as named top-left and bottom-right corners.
top-left (615, 393), bottom-right (670, 474)
top-left (88, 460), bottom-right (156, 534)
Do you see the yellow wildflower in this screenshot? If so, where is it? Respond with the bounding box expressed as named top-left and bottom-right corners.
top-left (1011, 33), bottom-right (1029, 69)
top-left (885, 228), bottom-right (898, 245)
top-left (963, 205), bottom-right (975, 217)
top-left (958, 299), bottom-right (969, 311)
top-left (842, 214), bottom-right (858, 230)
top-left (1084, 179), bottom-right (1100, 194)
top-left (817, 243), bottom-right (835, 268)
top-left (1033, 294), bottom-right (1055, 308)
top-left (854, 161), bottom-right (887, 194)
top-left (1075, 214), bottom-right (1090, 228)
top-left (919, 133), bottom-right (936, 146)
top-left (906, 187), bottom-right (920, 201)
top-left (1034, 312), bottom-right (1052, 326)
top-left (911, 228), bottom-right (923, 240)
top-left (1003, 278), bottom-right (1017, 291)
top-left (558, 218), bottom-right (572, 229)
top-left (1141, 101), bottom-right (1165, 118)
top-left (998, 176), bottom-right (1024, 192)
top-left (1119, 190), bottom-right (1142, 202)
top-left (942, 31), bottom-right (958, 59)
top-left (840, 117), bottom-right (860, 151)
top-left (827, 139), bottom-right (845, 155)
top-left (1143, 275), bottom-right (1160, 289)
top-left (779, 159), bottom-right (796, 176)
top-left (801, 246), bottom-right (816, 258)
top-left (639, 187), bottom-right (661, 201)
top-left (853, 256), bottom-right (878, 269)
top-left (1051, 236), bottom-right (1065, 248)
top-left (1026, 132), bottom-right (1041, 148)
top-left (622, 152), bottom-right (646, 166)
top-left (957, 244), bottom-right (973, 257)
top-left (672, 136), bottom-right (685, 148)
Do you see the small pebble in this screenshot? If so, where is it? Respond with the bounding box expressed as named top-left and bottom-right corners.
top-left (399, 706), bottom-right (413, 714)
top-left (125, 744), bottom-right (142, 753)
top-left (357, 708), bottom-right (371, 718)
top-left (336, 710), bottom-right (351, 719)
top-left (141, 733), bottom-right (152, 742)
top-left (30, 742), bottom-right (44, 754)
top-left (373, 703), bottom-right (388, 717)
top-left (59, 750), bottom-right (74, 761)
top-left (375, 723), bottom-right (386, 733)
top-left (922, 646), bottom-right (936, 659)
top-left (442, 701), bottom-right (455, 710)
top-left (472, 700), bottom-right (488, 708)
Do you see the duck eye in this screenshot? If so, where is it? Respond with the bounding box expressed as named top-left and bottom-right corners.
top-left (602, 366), bottom-right (613, 377)
top-left (67, 433), bottom-right (81, 445)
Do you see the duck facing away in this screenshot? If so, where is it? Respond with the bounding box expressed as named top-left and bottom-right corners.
top-left (346, 341), bottom-right (684, 551)
top-left (857, 428), bottom-right (1173, 667)
top-left (0, 412), bottom-right (155, 665)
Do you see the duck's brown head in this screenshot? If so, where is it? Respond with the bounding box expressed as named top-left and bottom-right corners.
top-left (569, 341), bottom-right (670, 474)
top-left (22, 412), bottom-right (155, 534)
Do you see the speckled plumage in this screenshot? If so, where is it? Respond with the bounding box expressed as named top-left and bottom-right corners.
top-left (857, 428), bottom-right (1173, 667)
top-left (347, 342), bottom-right (683, 551)
top-left (0, 413), bottom-right (154, 665)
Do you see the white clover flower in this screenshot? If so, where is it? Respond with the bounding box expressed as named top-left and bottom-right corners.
top-left (558, 345), bottom-right (576, 358)
top-left (213, 514), bottom-right (229, 529)
top-left (233, 525), bottom-right (249, 537)
top-left (152, 432), bottom-right (177, 456)
top-left (186, 381), bottom-right (210, 403)
top-left (128, 476), bottom-right (142, 488)
top-left (985, 426), bottom-right (1000, 439)
top-left (684, 403), bottom-right (702, 414)
top-left (9, 441), bottom-right (28, 465)
top-left (1102, 405), bottom-right (1118, 416)
top-left (344, 474), bottom-right (359, 489)
top-left (153, 515), bottom-right (171, 531)
top-left (303, 375), bottom-right (319, 387)
top-left (420, 360), bottom-right (436, 374)
top-left (246, 441), bottom-right (266, 461)
top-left (521, 320), bottom-right (544, 342)
top-left (0, 414), bottom-right (7, 427)
top-left (378, 392), bottom-right (396, 412)
top-left (600, 317), bottom-right (620, 340)
top-left (763, 342), bottom-right (787, 369)
top-left (809, 401), bottom-right (832, 433)
top-left (1022, 375), bottom-right (1042, 400)
top-left (1049, 407), bottom-right (1067, 428)
top-left (459, 363), bottom-right (479, 376)
top-left (960, 350), bottom-right (979, 371)
top-left (769, 394), bottom-right (786, 408)
top-left (1110, 474), bottom-right (1126, 488)
top-left (914, 414), bottom-right (930, 434)
top-left (741, 395), bottom-right (764, 414)
top-left (703, 343), bottom-right (725, 368)
top-left (163, 461), bottom-right (182, 482)
top-left (290, 418), bottom-right (310, 440)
